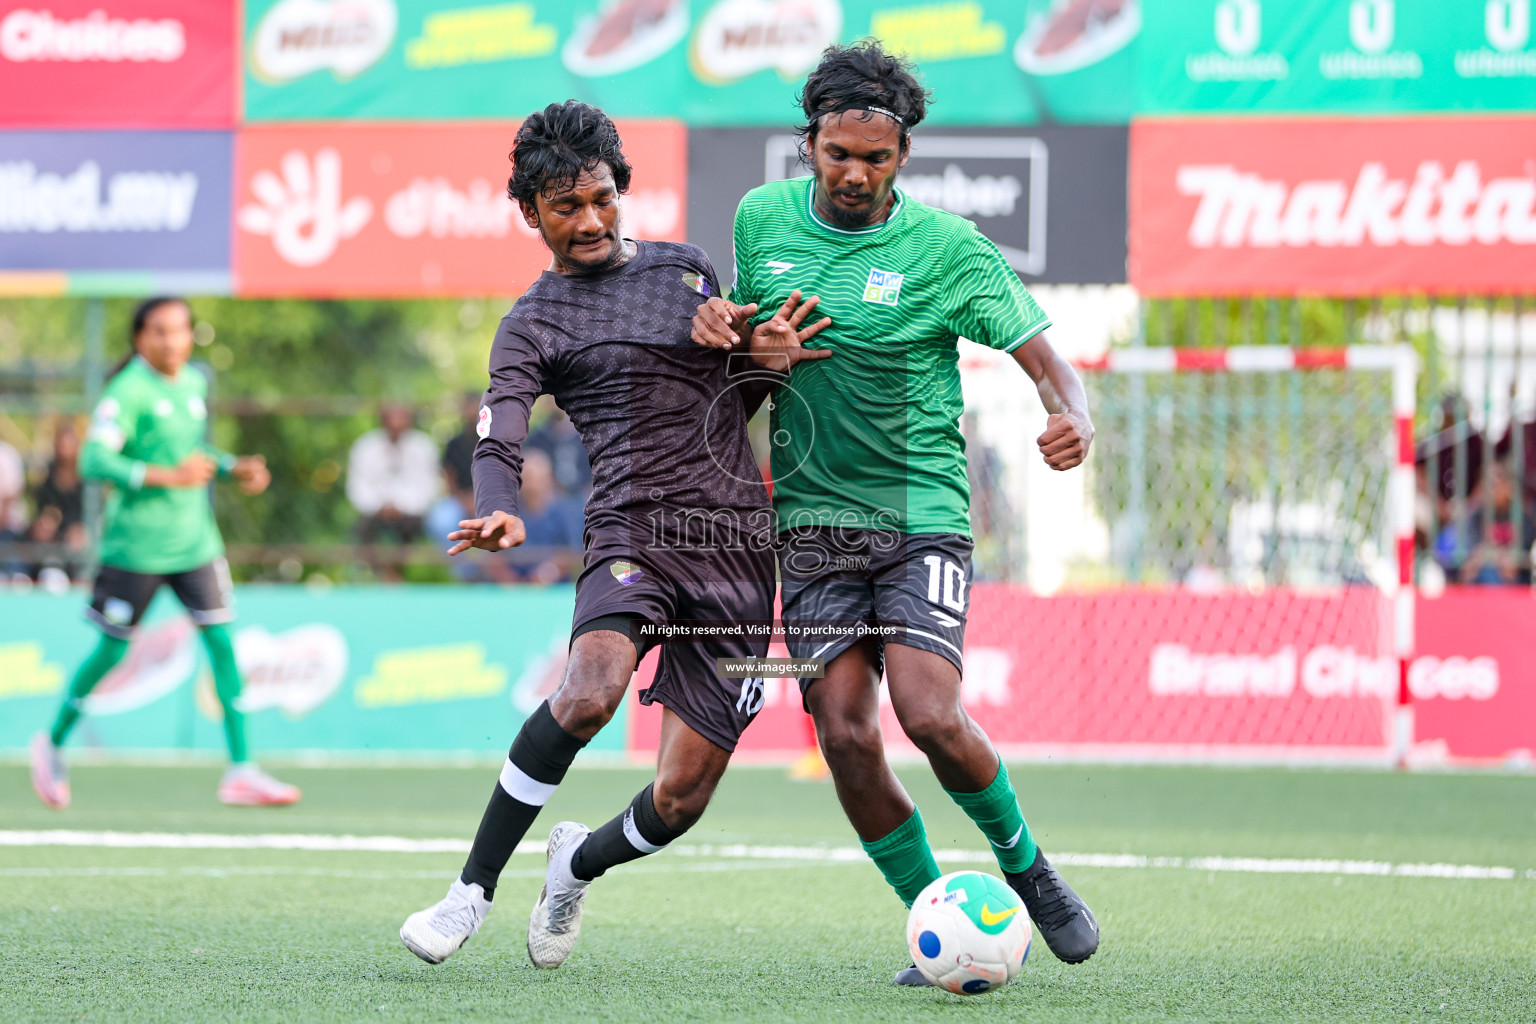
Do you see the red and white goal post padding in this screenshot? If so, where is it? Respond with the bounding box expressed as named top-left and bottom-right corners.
top-left (1072, 345), bottom-right (1419, 766)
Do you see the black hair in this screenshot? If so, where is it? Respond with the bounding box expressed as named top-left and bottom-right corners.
top-left (109, 295), bottom-right (189, 379)
top-left (797, 40), bottom-right (931, 162)
top-left (506, 100), bottom-right (632, 206)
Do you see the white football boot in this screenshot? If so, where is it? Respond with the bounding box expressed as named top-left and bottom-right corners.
top-left (400, 878), bottom-right (493, 964)
top-left (527, 821), bottom-right (593, 968)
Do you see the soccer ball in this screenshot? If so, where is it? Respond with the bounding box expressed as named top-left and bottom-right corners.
top-left (906, 871), bottom-right (1030, 994)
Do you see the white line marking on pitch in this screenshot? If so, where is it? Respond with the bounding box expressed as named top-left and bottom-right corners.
top-left (0, 831), bottom-right (1524, 881)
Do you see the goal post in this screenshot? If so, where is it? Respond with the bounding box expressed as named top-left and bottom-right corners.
top-left (955, 344), bottom-right (1418, 766)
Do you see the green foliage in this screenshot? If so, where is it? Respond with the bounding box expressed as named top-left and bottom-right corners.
top-left (0, 296), bottom-right (515, 575)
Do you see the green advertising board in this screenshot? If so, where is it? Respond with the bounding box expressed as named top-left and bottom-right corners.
top-left (242, 0), bottom-right (1141, 125)
top-left (1141, 0), bottom-right (1536, 114)
top-left (0, 586), bottom-right (622, 758)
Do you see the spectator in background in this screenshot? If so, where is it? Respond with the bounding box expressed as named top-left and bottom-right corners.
top-left (527, 395), bottom-right (592, 498)
top-left (0, 438), bottom-right (26, 542)
top-left (503, 449), bottom-right (584, 583)
top-left (346, 402), bottom-right (440, 545)
top-left (1458, 460), bottom-right (1536, 585)
top-left (33, 424), bottom-right (87, 569)
top-left (427, 394), bottom-right (487, 582)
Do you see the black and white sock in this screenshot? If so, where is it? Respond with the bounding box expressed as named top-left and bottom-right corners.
top-left (460, 701), bottom-right (587, 898)
top-left (569, 783), bottom-right (687, 882)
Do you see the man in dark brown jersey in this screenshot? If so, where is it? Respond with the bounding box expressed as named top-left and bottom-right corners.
top-left (399, 100), bottom-right (828, 971)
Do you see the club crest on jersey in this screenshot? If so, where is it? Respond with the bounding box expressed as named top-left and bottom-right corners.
top-left (681, 272), bottom-right (710, 297)
top-left (863, 268), bottom-right (903, 307)
top-left (610, 561), bottom-right (644, 586)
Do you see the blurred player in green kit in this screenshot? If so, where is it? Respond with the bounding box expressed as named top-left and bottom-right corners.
top-left (30, 297), bottom-right (301, 809)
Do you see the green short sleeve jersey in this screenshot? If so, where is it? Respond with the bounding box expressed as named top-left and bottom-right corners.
top-left (730, 177), bottom-right (1050, 536)
top-left (81, 357), bottom-right (230, 573)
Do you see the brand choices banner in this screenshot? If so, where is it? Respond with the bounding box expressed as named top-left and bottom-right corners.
top-left (2, 585), bottom-right (1528, 760)
top-left (688, 126), bottom-right (1129, 286)
top-left (1142, 0), bottom-right (1536, 114)
top-left (0, 1), bottom-right (236, 127)
top-left (1129, 116), bottom-right (1536, 296)
top-left (234, 121), bottom-right (686, 296)
top-left (0, 130), bottom-right (232, 275)
top-left (240, 0), bottom-right (1140, 126)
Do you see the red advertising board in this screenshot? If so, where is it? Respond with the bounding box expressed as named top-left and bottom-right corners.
top-left (1130, 117), bottom-right (1536, 297)
top-left (1412, 588), bottom-right (1536, 762)
top-left (233, 122), bottom-right (686, 297)
top-left (628, 586), bottom-right (1400, 761)
top-left (0, 2), bottom-right (234, 128)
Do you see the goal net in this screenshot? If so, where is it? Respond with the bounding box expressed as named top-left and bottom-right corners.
top-left (953, 345), bottom-right (1416, 764)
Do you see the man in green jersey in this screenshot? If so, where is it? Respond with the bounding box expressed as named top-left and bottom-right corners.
top-left (692, 42), bottom-right (1098, 981)
top-left (30, 297), bottom-right (300, 809)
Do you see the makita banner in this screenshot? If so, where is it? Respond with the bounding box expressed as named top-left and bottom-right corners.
top-left (234, 121), bottom-right (685, 297)
top-left (688, 126), bottom-right (1128, 286)
top-left (1129, 117), bottom-right (1536, 296)
top-left (0, 2), bottom-right (235, 128)
top-left (0, 130), bottom-right (232, 276)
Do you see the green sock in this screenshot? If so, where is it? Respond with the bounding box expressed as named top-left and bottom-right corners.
top-left (200, 624), bottom-right (248, 764)
top-left (861, 809), bottom-right (942, 908)
top-left (944, 759), bottom-right (1038, 875)
top-left (50, 634), bottom-right (131, 746)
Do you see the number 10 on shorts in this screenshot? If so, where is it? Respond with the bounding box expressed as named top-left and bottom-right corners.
top-left (923, 555), bottom-right (967, 612)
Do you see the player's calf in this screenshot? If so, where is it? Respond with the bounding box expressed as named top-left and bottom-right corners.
top-left (1007, 848), bottom-right (1099, 964)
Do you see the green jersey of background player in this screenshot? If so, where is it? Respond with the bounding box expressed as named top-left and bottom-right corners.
top-left (692, 41), bottom-right (1100, 983)
top-left (29, 297), bottom-right (300, 811)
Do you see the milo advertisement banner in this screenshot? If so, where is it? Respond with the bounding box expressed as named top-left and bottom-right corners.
top-left (0, 587), bottom-right (621, 757)
top-left (241, 0), bottom-right (1140, 125)
top-left (1141, 0), bottom-right (1536, 114)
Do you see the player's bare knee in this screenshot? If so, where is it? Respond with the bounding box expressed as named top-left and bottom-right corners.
top-left (898, 704), bottom-right (969, 755)
top-left (549, 686), bottom-right (621, 737)
top-left (816, 715), bottom-right (884, 768)
top-left (651, 778), bottom-right (712, 830)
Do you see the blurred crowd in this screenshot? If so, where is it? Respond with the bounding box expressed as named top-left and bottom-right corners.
top-left (0, 393), bottom-right (594, 588)
top-left (1416, 396), bottom-right (1536, 587)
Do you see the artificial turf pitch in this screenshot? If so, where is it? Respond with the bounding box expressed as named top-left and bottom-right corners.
top-left (0, 761), bottom-right (1532, 1023)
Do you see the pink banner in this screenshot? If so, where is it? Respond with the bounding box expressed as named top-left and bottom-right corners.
top-left (0, 2), bottom-right (235, 128)
top-left (1412, 588), bottom-right (1536, 762)
top-left (627, 586), bottom-right (1402, 760)
top-left (1130, 117), bottom-right (1536, 297)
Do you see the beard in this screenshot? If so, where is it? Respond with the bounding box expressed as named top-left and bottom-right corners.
top-left (544, 226), bottom-right (631, 273)
top-left (813, 172), bottom-right (897, 230)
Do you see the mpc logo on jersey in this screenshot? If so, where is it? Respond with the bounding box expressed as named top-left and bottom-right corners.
top-left (863, 268), bottom-right (904, 306)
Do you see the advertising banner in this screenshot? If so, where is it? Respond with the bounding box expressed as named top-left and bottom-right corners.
top-left (0, 1), bottom-right (236, 128)
top-left (688, 126), bottom-right (1128, 286)
top-left (0, 587), bottom-right (626, 757)
top-left (1140, 0), bottom-right (1536, 114)
top-left (233, 121), bottom-right (686, 297)
top-left (1129, 117), bottom-right (1536, 296)
top-left (1411, 588), bottom-right (1536, 762)
top-left (0, 130), bottom-right (232, 288)
top-left (240, 0), bottom-right (1139, 126)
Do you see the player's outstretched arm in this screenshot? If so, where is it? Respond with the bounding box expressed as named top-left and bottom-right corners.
top-left (747, 290), bottom-right (833, 374)
top-left (447, 510), bottom-right (527, 555)
top-left (1012, 329), bottom-right (1093, 471)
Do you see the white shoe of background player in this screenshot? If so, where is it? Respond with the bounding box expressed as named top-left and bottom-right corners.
top-left (527, 821), bottom-right (593, 968)
top-left (400, 878), bottom-right (492, 964)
